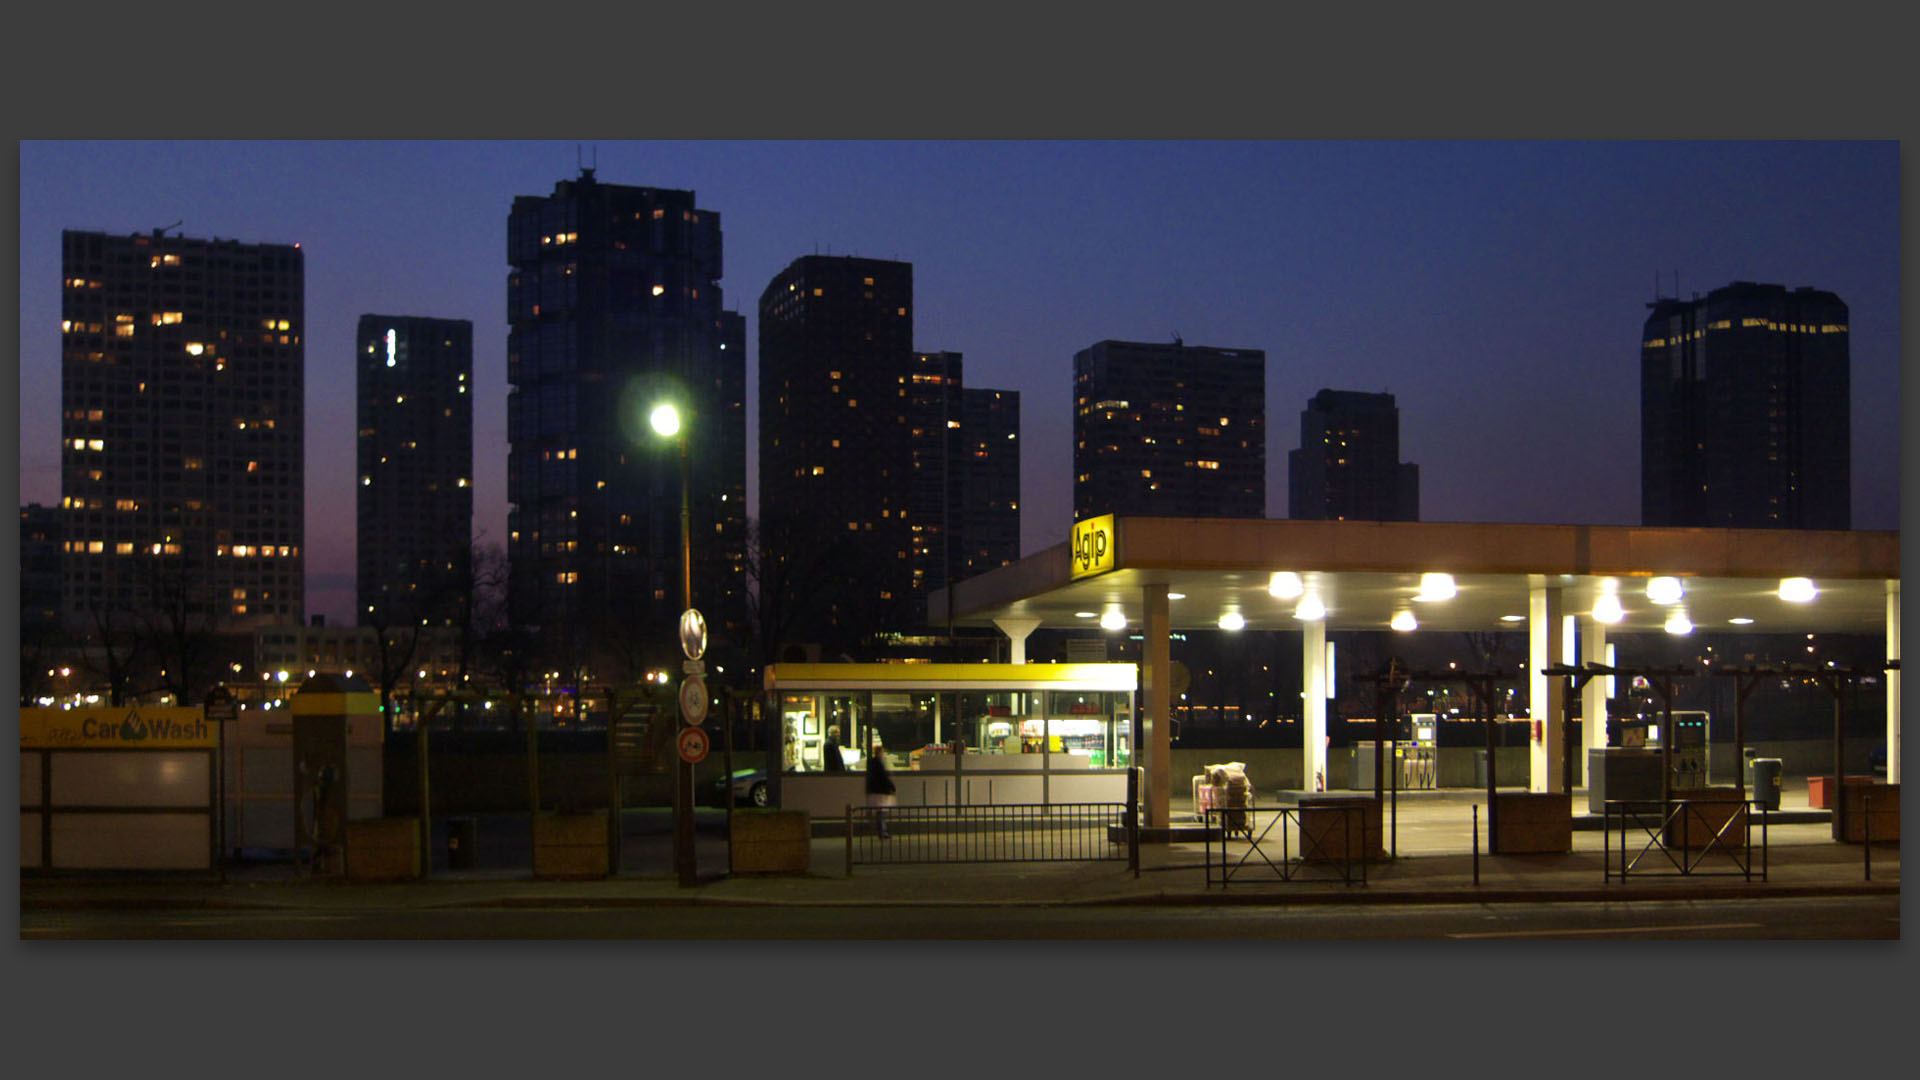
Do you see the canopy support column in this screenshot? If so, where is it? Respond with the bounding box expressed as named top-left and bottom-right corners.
top-left (1887, 581), bottom-right (1901, 785)
top-left (993, 617), bottom-right (1041, 665)
top-left (1302, 617), bottom-right (1328, 793)
top-left (1141, 584), bottom-right (1172, 829)
top-left (1529, 584), bottom-right (1565, 792)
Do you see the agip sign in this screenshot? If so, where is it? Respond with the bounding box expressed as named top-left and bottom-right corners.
top-left (1071, 515), bottom-right (1117, 580)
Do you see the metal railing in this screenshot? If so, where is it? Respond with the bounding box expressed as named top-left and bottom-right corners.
top-left (845, 802), bottom-right (1131, 873)
top-left (1603, 798), bottom-right (1769, 882)
top-left (1203, 804), bottom-right (1370, 888)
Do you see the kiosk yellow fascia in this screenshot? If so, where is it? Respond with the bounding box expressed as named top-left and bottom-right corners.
top-left (764, 663), bottom-right (1137, 820)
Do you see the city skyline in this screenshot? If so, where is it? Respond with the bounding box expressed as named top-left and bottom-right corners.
top-left (17, 140), bottom-right (1902, 627)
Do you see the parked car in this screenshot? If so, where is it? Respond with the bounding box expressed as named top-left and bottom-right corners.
top-left (709, 767), bottom-right (769, 808)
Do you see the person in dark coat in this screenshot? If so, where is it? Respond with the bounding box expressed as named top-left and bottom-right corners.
top-left (822, 725), bottom-right (846, 771)
top-left (866, 740), bottom-right (897, 838)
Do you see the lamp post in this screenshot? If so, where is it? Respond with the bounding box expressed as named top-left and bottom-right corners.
top-left (651, 402), bottom-right (698, 887)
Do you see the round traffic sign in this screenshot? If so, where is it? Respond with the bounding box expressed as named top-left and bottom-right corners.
top-left (679, 608), bottom-right (707, 661)
top-left (676, 725), bottom-right (710, 765)
top-left (679, 675), bottom-right (709, 725)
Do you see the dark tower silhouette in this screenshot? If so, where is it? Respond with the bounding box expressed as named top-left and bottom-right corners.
top-left (1640, 281), bottom-right (1850, 529)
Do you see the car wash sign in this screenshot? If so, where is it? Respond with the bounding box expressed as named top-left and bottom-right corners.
top-left (1071, 514), bottom-right (1117, 580)
top-left (20, 706), bottom-right (217, 749)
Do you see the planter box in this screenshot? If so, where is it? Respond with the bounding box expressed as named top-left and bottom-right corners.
top-left (1297, 796), bottom-right (1384, 862)
top-left (533, 811), bottom-right (609, 879)
top-left (346, 817), bottom-right (421, 882)
top-left (1836, 783), bottom-right (1898, 844)
top-left (730, 809), bottom-right (810, 874)
top-left (1661, 790), bottom-right (1747, 851)
top-left (1807, 775), bottom-right (1876, 809)
top-left (1493, 792), bottom-right (1571, 854)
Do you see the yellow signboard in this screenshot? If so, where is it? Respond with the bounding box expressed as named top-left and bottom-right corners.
top-left (1070, 514), bottom-right (1118, 580)
top-left (19, 706), bottom-right (217, 749)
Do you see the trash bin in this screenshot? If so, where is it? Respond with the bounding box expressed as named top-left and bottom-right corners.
top-left (1750, 759), bottom-right (1782, 811)
top-left (447, 816), bottom-right (477, 869)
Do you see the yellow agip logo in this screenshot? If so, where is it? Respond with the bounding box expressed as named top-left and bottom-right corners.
top-left (1070, 515), bottom-right (1117, 580)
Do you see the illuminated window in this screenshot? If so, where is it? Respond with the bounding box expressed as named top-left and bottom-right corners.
top-left (652, 285), bottom-right (665, 296)
top-left (115, 499), bottom-right (137, 511)
top-left (88, 541), bottom-right (105, 553)
top-left (813, 288), bottom-right (823, 296)
top-left (115, 542), bottom-right (134, 555)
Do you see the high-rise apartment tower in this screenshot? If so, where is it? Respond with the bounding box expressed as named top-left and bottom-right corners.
top-left (505, 170), bottom-right (747, 673)
top-left (58, 228), bottom-right (305, 630)
top-left (1072, 339), bottom-right (1265, 520)
top-left (1640, 281), bottom-right (1850, 530)
top-left (356, 315), bottom-right (473, 627)
top-left (1287, 389), bottom-right (1419, 521)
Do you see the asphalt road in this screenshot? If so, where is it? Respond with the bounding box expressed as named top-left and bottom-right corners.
top-left (20, 894), bottom-right (1898, 940)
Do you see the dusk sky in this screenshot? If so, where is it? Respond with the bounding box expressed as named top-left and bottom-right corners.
top-left (16, 140), bottom-right (1901, 626)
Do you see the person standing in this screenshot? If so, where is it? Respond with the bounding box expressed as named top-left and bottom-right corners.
top-left (822, 725), bottom-right (846, 771)
top-left (866, 739), bottom-right (897, 838)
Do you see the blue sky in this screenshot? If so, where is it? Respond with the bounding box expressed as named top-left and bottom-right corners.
top-left (16, 140), bottom-right (1901, 625)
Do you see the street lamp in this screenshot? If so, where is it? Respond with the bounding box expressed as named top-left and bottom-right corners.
top-left (653, 400), bottom-right (697, 887)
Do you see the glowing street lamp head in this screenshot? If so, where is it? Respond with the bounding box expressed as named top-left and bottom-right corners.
top-left (649, 402), bottom-right (682, 437)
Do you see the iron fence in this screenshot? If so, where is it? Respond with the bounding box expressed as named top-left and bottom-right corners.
top-left (1603, 798), bottom-right (1769, 882)
top-left (845, 802), bottom-right (1132, 873)
top-left (1203, 804), bottom-right (1370, 888)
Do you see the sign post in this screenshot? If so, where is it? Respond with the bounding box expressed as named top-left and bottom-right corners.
top-left (205, 686), bottom-right (237, 867)
top-left (675, 607), bottom-right (707, 887)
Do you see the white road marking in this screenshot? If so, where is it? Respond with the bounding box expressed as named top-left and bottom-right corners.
top-left (1448, 921), bottom-right (1762, 939)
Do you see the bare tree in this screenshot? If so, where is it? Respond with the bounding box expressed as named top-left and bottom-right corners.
top-left (742, 511), bottom-right (868, 673)
top-left (74, 598), bottom-right (154, 707)
top-left (140, 547), bottom-right (227, 707)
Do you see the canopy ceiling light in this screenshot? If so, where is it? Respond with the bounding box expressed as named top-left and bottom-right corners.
top-left (1268, 571), bottom-right (1304, 599)
top-left (1389, 609), bottom-right (1418, 632)
top-left (1645, 576), bottom-right (1684, 605)
top-left (1415, 572), bottom-right (1456, 602)
top-left (1592, 579), bottom-right (1625, 624)
top-left (1293, 591), bottom-right (1327, 622)
top-left (1778, 577), bottom-right (1818, 603)
top-left (1218, 612), bottom-right (1245, 631)
top-left (1664, 608), bottom-right (1693, 635)
top-left (1099, 610), bottom-right (1127, 631)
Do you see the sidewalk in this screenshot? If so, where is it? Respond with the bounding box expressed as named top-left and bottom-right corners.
top-left (22, 813), bottom-right (1897, 914)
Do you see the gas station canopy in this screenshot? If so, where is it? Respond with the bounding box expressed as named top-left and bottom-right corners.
top-left (931, 518), bottom-right (1899, 636)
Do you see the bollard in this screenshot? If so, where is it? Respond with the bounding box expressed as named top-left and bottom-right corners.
top-left (1864, 793), bottom-right (1871, 882)
top-left (1472, 804), bottom-right (1480, 886)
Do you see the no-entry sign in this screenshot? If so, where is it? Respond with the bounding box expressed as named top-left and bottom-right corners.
top-left (676, 725), bottom-right (710, 765)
